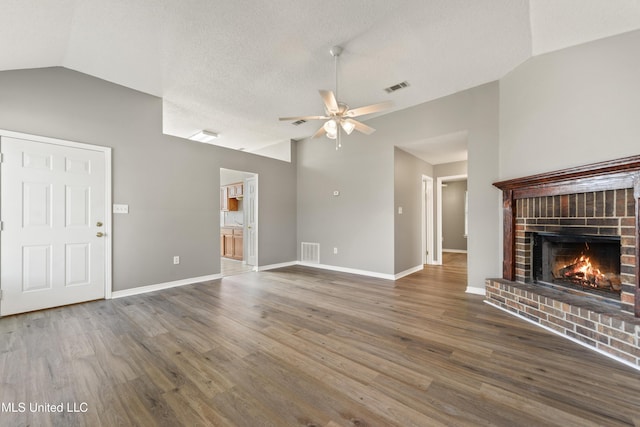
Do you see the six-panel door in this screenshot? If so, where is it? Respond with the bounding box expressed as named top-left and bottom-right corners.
top-left (0, 137), bottom-right (106, 316)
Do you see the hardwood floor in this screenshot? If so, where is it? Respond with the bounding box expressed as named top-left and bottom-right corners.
top-left (220, 257), bottom-right (253, 277)
top-left (1, 261), bottom-right (640, 426)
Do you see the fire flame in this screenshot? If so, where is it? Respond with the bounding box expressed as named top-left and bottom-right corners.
top-left (562, 255), bottom-right (604, 287)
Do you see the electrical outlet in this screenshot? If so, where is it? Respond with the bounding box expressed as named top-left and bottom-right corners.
top-left (113, 204), bottom-right (129, 214)
top-left (173, 256), bottom-right (180, 265)
top-left (333, 247), bottom-right (338, 254)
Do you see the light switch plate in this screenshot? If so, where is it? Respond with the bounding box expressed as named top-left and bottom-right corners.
top-left (113, 204), bottom-right (129, 214)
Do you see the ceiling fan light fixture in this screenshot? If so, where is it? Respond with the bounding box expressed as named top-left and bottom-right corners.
top-left (323, 119), bottom-right (338, 139)
top-left (340, 119), bottom-right (355, 135)
top-left (189, 130), bottom-right (218, 143)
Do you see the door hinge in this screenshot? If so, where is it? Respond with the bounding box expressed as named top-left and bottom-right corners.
top-left (0, 290), bottom-right (3, 300)
top-left (0, 152), bottom-right (3, 163)
top-left (0, 221), bottom-right (3, 231)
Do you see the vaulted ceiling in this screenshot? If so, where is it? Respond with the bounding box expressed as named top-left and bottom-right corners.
top-left (1, 0), bottom-right (639, 159)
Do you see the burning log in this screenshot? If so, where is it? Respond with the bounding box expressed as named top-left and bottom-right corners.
top-left (558, 257), bottom-right (590, 279)
top-left (555, 255), bottom-right (621, 292)
top-left (605, 273), bottom-right (622, 292)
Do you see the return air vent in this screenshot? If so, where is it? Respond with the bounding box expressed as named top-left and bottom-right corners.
top-left (301, 242), bottom-right (320, 264)
top-left (384, 81), bottom-right (409, 93)
top-left (292, 119), bottom-right (307, 126)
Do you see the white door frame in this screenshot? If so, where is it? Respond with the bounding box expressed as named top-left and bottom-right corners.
top-left (421, 175), bottom-right (434, 265)
top-left (0, 129), bottom-right (113, 306)
top-left (436, 174), bottom-right (467, 265)
top-left (245, 175), bottom-right (258, 269)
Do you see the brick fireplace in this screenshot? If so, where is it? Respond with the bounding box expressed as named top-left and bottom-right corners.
top-left (487, 155), bottom-right (640, 368)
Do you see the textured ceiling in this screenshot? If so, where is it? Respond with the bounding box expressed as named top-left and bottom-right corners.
top-left (1, 0), bottom-right (640, 161)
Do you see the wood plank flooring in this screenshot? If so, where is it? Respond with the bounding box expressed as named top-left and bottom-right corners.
top-left (220, 257), bottom-right (253, 277)
top-left (1, 256), bottom-right (640, 426)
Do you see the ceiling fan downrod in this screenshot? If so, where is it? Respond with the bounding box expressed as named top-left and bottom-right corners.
top-left (330, 46), bottom-right (343, 150)
top-left (330, 45), bottom-right (342, 102)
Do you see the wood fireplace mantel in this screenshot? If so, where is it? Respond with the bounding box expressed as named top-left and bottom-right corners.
top-left (493, 155), bottom-right (640, 316)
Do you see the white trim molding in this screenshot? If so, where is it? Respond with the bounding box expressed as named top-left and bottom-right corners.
top-left (111, 274), bottom-right (222, 299)
top-left (256, 261), bottom-right (298, 271)
top-left (395, 265), bottom-right (423, 280)
top-left (422, 175), bottom-right (434, 265)
top-left (262, 261), bottom-right (421, 281)
top-left (297, 262), bottom-right (396, 280)
top-left (465, 286), bottom-right (485, 295)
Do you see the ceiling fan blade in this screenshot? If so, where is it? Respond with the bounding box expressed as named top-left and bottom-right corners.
top-left (311, 126), bottom-right (327, 139)
top-left (279, 115), bottom-right (329, 121)
top-left (345, 101), bottom-right (393, 118)
top-left (319, 90), bottom-right (339, 114)
top-left (345, 118), bottom-right (376, 135)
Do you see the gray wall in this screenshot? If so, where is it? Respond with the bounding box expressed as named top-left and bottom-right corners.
top-left (297, 81), bottom-right (500, 288)
top-left (394, 147), bottom-right (433, 273)
top-left (0, 67), bottom-right (297, 291)
top-left (442, 180), bottom-right (467, 251)
top-left (500, 29), bottom-right (640, 180)
top-left (296, 130), bottom-right (395, 274)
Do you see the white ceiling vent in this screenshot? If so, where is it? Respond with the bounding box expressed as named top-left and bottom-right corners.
top-left (384, 81), bottom-right (409, 93)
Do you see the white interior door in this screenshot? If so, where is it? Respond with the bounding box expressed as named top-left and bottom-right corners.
top-left (1, 136), bottom-right (107, 316)
top-left (244, 176), bottom-right (257, 266)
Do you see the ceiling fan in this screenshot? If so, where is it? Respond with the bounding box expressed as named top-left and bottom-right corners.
top-left (279, 46), bottom-right (393, 149)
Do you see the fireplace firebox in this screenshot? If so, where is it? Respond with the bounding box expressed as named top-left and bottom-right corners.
top-left (532, 232), bottom-right (621, 300)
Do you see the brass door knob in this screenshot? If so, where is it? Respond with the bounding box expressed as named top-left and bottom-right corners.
top-left (96, 232), bottom-right (104, 237)
top-left (96, 221), bottom-right (103, 227)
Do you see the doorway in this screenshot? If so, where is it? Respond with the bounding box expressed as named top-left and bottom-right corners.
top-left (0, 130), bottom-right (112, 316)
top-left (436, 174), bottom-right (468, 265)
top-left (219, 168), bottom-right (258, 277)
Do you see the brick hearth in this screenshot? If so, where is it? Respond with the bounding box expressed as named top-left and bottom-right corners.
top-left (486, 279), bottom-right (640, 367)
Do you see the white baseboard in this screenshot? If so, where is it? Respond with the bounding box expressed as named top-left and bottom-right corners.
top-left (443, 249), bottom-right (468, 254)
top-left (297, 262), bottom-right (395, 280)
top-left (484, 300), bottom-right (640, 373)
top-left (394, 265), bottom-right (423, 280)
top-left (111, 274), bottom-right (222, 299)
top-left (109, 261), bottom-right (420, 300)
top-left (465, 286), bottom-right (485, 295)
top-left (256, 261), bottom-right (298, 271)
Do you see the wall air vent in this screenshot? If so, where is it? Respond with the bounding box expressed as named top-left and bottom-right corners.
top-left (301, 242), bottom-right (320, 264)
top-left (384, 81), bottom-right (410, 93)
top-left (292, 119), bottom-right (307, 126)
